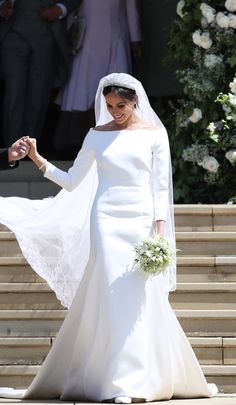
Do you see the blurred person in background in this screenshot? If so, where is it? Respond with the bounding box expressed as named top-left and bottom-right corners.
top-left (0, 0), bottom-right (82, 147)
top-left (53, 0), bottom-right (141, 158)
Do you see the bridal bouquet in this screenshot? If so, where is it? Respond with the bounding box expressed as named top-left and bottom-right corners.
top-left (133, 235), bottom-right (176, 275)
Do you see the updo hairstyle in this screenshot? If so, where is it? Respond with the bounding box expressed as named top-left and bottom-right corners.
top-left (103, 85), bottom-right (136, 102)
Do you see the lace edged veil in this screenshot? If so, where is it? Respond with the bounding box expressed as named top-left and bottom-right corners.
top-left (0, 73), bottom-right (176, 308)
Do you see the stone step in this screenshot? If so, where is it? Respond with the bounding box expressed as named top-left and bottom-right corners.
top-left (176, 310), bottom-right (236, 337)
top-left (0, 233), bottom-right (21, 256)
top-left (1, 231), bottom-right (236, 257)
top-left (0, 310), bottom-right (65, 337)
top-left (170, 282), bottom-right (236, 310)
top-left (0, 281), bottom-right (235, 310)
top-left (0, 338), bottom-right (51, 365)
top-left (174, 205), bottom-right (236, 232)
top-left (0, 309), bottom-right (235, 338)
top-left (202, 365), bottom-right (236, 394)
top-left (190, 337), bottom-right (236, 366)
top-left (0, 336), bottom-right (228, 366)
top-left (0, 364), bottom-right (235, 393)
top-left (176, 232), bottom-right (236, 256)
top-left (0, 257), bottom-right (43, 283)
top-left (177, 256), bottom-right (236, 282)
top-left (1, 204), bottom-right (236, 232)
top-left (1, 256), bottom-right (235, 283)
top-left (0, 283), bottom-right (62, 310)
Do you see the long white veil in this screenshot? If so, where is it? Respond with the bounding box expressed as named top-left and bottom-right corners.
top-left (0, 73), bottom-right (176, 309)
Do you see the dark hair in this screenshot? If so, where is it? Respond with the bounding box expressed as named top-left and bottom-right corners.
top-left (103, 85), bottom-right (136, 101)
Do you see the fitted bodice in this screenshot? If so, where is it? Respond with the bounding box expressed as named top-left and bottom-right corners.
top-left (44, 127), bottom-right (170, 221)
top-left (91, 129), bottom-right (153, 190)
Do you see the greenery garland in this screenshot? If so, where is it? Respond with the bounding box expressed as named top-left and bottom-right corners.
top-left (167, 0), bottom-right (236, 203)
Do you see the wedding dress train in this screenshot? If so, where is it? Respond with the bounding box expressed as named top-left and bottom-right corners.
top-left (0, 128), bottom-right (217, 401)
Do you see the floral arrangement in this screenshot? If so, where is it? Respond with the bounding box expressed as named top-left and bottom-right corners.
top-left (167, 0), bottom-right (236, 203)
top-left (133, 235), bottom-right (176, 275)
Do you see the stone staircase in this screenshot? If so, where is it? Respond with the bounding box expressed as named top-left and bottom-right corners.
top-left (0, 204), bottom-right (235, 393)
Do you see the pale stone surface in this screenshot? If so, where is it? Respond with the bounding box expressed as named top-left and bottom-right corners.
top-left (0, 397), bottom-right (236, 404)
top-left (0, 338), bottom-right (51, 366)
top-left (224, 348), bottom-right (236, 365)
top-left (175, 310), bottom-right (236, 337)
top-left (0, 283), bottom-right (62, 311)
top-left (175, 215), bottom-right (213, 232)
top-left (174, 205), bottom-right (213, 215)
top-left (177, 238), bottom-right (236, 256)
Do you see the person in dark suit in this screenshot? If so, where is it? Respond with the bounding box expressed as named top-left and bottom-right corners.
top-left (0, 0), bottom-right (82, 146)
top-left (0, 137), bottom-right (29, 169)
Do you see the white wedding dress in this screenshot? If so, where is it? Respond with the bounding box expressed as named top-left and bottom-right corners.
top-left (0, 127), bottom-right (217, 401)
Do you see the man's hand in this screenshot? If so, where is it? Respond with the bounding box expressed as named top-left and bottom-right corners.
top-left (0, 1), bottom-right (14, 18)
top-left (39, 5), bottom-right (63, 21)
top-left (8, 138), bottom-right (29, 162)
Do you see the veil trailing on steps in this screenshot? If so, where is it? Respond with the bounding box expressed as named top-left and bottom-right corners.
top-left (0, 73), bottom-right (176, 309)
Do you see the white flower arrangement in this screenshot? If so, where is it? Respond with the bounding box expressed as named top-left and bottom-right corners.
top-left (225, 0), bottom-right (236, 12)
top-left (199, 156), bottom-right (220, 172)
top-left (225, 149), bottom-right (236, 164)
top-left (207, 122), bottom-right (217, 133)
top-left (133, 235), bottom-right (176, 275)
top-left (177, 0), bottom-right (185, 18)
top-left (200, 3), bottom-right (216, 23)
top-left (192, 30), bottom-right (212, 49)
top-left (182, 144), bottom-right (209, 163)
top-left (169, 0), bottom-right (236, 203)
top-left (229, 13), bottom-right (236, 27)
top-left (229, 77), bottom-right (236, 94)
top-left (204, 54), bottom-right (223, 68)
top-left (216, 11), bottom-right (230, 28)
top-left (189, 108), bottom-right (202, 123)
top-left (229, 93), bottom-right (236, 106)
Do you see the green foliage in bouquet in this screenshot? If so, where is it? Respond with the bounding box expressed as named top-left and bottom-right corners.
top-left (167, 0), bottom-right (236, 203)
top-left (133, 235), bottom-right (176, 275)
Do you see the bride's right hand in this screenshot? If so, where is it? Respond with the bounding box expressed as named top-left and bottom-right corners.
top-left (23, 137), bottom-right (39, 160)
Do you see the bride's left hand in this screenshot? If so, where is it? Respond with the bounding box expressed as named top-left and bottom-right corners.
top-left (22, 137), bottom-right (39, 160)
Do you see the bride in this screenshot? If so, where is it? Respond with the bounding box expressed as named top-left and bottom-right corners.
top-left (0, 73), bottom-right (217, 402)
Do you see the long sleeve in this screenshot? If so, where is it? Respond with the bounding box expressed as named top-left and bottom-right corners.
top-left (125, 0), bottom-right (142, 43)
top-left (43, 131), bottom-right (95, 191)
top-left (0, 149), bottom-right (19, 170)
top-left (151, 129), bottom-right (171, 221)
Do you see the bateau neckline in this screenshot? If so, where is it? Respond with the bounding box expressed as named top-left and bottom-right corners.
top-left (91, 127), bottom-right (160, 133)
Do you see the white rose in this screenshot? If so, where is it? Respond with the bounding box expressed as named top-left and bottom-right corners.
top-left (204, 54), bottom-right (223, 68)
top-left (229, 78), bottom-right (236, 94)
top-left (229, 93), bottom-right (236, 106)
top-left (225, 149), bottom-right (236, 163)
top-left (189, 108), bottom-right (202, 123)
top-left (200, 3), bottom-right (216, 23)
top-left (192, 30), bottom-right (201, 46)
top-left (177, 0), bottom-right (185, 17)
top-left (193, 30), bottom-right (212, 49)
top-left (199, 31), bottom-right (213, 49)
top-left (228, 13), bottom-right (236, 28)
top-left (225, 0), bottom-right (236, 12)
top-left (200, 156), bottom-right (220, 172)
top-left (216, 12), bottom-right (230, 28)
